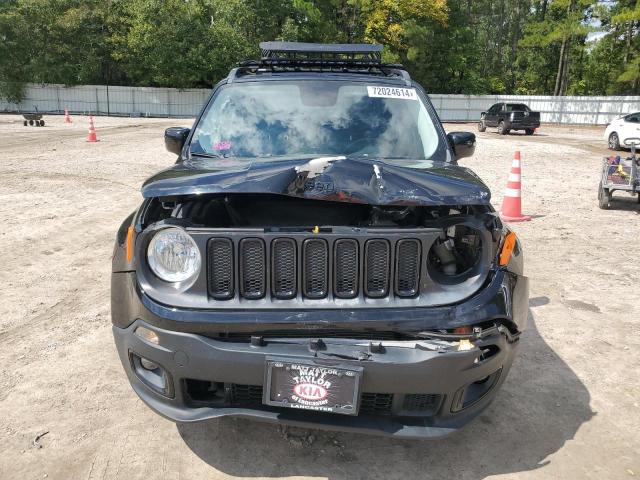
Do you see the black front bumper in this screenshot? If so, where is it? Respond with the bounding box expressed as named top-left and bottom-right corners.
top-left (111, 269), bottom-right (528, 439)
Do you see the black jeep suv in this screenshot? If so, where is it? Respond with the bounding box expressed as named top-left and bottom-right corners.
top-left (111, 42), bottom-right (528, 439)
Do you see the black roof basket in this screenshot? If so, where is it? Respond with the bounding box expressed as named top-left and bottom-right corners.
top-left (229, 42), bottom-right (411, 85)
top-left (259, 41), bottom-right (382, 64)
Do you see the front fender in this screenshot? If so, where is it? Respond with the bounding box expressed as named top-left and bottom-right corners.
top-left (112, 211), bottom-right (136, 273)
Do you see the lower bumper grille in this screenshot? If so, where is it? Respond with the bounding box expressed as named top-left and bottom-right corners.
top-left (360, 392), bottom-right (394, 415)
top-left (402, 393), bottom-right (440, 414)
top-left (184, 380), bottom-right (439, 417)
top-left (232, 383), bottom-right (264, 405)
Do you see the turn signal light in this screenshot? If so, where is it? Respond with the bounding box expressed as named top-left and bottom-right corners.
top-left (499, 232), bottom-right (517, 266)
top-left (126, 225), bottom-right (134, 263)
top-left (135, 326), bottom-right (159, 345)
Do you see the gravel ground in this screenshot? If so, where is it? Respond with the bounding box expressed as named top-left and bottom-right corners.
top-left (0, 114), bottom-right (638, 480)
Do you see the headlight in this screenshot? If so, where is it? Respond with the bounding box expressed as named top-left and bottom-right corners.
top-left (147, 227), bottom-right (201, 283)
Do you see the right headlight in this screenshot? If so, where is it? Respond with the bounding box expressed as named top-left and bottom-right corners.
top-left (147, 227), bottom-right (201, 283)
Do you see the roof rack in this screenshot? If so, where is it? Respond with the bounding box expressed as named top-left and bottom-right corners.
top-left (228, 42), bottom-right (411, 85)
top-left (260, 41), bottom-right (382, 64)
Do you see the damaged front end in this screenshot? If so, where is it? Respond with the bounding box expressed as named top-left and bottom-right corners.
top-left (111, 156), bottom-right (528, 438)
top-left (115, 156), bottom-right (524, 317)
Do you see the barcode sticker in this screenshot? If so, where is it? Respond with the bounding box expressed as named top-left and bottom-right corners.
top-left (367, 86), bottom-right (418, 100)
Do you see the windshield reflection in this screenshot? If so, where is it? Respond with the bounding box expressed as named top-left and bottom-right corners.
top-left (190, 81), bottom-right (443, 162)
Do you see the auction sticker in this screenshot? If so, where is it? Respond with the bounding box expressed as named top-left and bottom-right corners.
top-left (367, 86), bottom-right (418, 100)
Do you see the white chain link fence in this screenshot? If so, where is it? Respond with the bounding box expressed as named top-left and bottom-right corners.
top-left (2, 83), bottom-right (640, 125)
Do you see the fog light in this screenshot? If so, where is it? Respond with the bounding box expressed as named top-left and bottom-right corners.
top-left (129, 352), bottom-right (172, 397)
top-left (140, 357), bottom-right (159, 371)
top-left (135, 326), bottom-right (159, 345)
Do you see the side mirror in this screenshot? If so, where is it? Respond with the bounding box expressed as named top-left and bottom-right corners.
top-left (447, 131), bottom-right (476, 159)
top-left (164, 127), bottom-right (190, 155)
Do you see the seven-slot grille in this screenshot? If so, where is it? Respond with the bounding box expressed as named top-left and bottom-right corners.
top-left (207, 236), bottom-right (423, 301)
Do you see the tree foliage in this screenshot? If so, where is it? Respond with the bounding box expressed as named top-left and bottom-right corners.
top-left (1, 0), bottom-right (639, 101)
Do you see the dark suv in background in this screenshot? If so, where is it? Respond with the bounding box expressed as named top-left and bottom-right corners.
top-left (111, 42), bottom-right (529, 439)
top-left (479, 102), bottom-right (541, 135)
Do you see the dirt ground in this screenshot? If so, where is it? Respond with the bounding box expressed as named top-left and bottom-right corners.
top-left (0, 114), bottom-right (638, 480)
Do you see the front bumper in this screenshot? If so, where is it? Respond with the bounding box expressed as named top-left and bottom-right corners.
top-left (111, 269), bottom-right (528, 438)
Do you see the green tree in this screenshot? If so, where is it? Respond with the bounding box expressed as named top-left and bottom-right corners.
top-left (1, 0), bottom-right (638, 100)
top-left (518, 0), bottom-right (595, 96)
top-left (112, 0), bottom-right (257, 88)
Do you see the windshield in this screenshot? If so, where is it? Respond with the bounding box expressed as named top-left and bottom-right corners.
top-left (190, 80), bottom-right (446, 162)
top-left (505, 104), bottom-right (530, 112)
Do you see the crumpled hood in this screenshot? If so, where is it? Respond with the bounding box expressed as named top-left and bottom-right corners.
top-left (141, 156), bottom-right (491, 206)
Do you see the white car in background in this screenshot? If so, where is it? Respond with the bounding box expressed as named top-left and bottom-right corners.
top-left (605, 112), bottom-right (640, 150)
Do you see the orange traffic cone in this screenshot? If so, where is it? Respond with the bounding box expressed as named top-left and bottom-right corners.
top-left (499, 150), bottom-right (531, 222)
top-left (86, 115), bottom-right (98, 142)
top-left (64, 108), bottom-right (72, 124)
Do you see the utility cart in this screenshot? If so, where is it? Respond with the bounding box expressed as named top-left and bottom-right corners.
top-left (22, 107), bottom-right (44, 127)
top-left (598, 137), bottom-right (640, 209)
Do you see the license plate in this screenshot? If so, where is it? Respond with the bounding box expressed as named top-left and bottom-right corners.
top-left (263, 358), bottom-right (362, 415)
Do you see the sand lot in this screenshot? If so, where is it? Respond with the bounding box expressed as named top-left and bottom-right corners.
top-left (0, 114), bottom-right (638, 480)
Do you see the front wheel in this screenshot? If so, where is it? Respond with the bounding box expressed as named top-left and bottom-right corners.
top-left (525, 128), bottom-right (535, 135)
top-left (608, 132), bottom-right (621, 151)
top-left (498, 121), bottom-right (509, 135)
top-left (598, 181), bottom-right (611, 209)
top-left (478, 120), bottom-right (486, 132)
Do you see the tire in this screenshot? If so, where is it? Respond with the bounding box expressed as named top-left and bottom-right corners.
top-left (608, 132), bottom-right (621, 151)
top-left (498, 121), bottom-right (509, 135)
top-left (29, 119), bottom-right (34, 126)
top-left (478, 120), bottom-right (486, 132)
top-left (35, 120), bottom-right (41, 127)
top-left (598, 181), bottom-right (610, 209)
top-left (23, 120), bottom-right (27, 126)
top-left (525, 128), bottom-right (535, 135)
top-left (40, 119), bottom-right (45, 126)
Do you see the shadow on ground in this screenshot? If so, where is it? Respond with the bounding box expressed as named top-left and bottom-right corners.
top-left (605, 193), bottom-right (640, 212)
top-left (178, 301), bottom-right (593, 479)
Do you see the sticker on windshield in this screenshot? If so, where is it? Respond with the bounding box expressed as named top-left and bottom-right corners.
top-left (213, 140), bottom-right (232, 150)
top-left (367, 86), bottom-right (418, 100)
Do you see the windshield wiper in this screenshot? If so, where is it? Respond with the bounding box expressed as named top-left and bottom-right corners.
top-left (190, 151), bottom-right (223, 159)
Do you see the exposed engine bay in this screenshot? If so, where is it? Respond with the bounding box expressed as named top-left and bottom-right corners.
top-left (140, 193), bottom-right (501, 283)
